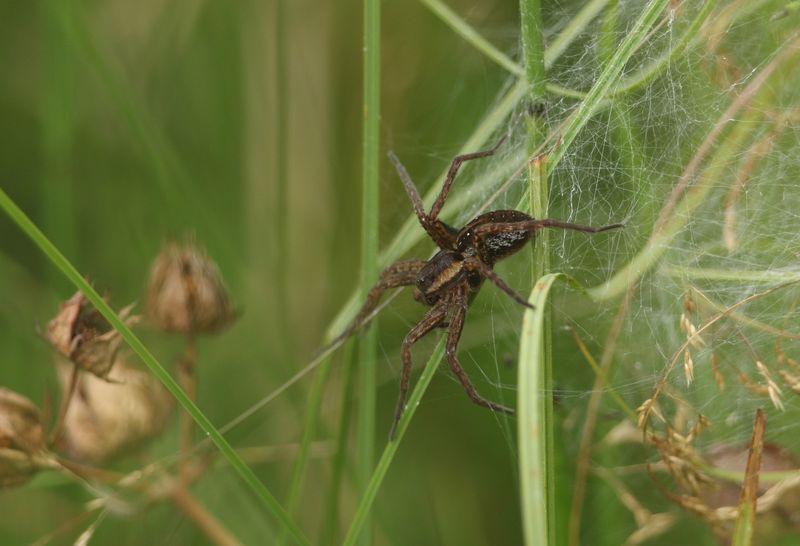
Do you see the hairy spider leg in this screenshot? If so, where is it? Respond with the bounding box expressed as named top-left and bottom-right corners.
top-left (473, 219), bottom-right (625, 238)
top-left (388, 136), bottom-right (506, 250)
top-left (446, 283), bottom-right (514, 415)
top-left (388, 152), bottom-right (457, 249)
top-left (428, 136), bottom-right (507, 219)
top-left (323, 260), bottom-right (426, 354)
top-left (463, 257), bottom-right (534, 310)
top-left (390, 297), bottom-right (450, 440)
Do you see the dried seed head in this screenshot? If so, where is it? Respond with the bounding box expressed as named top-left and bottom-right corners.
top-left (0, 388), bottom-right (46, 487)
top-left (57, 360), bottom-right (173, 463)
top-left (46, 291), bottom-right (137, 378)
top-left (683, 349), bottom-right (695, 385)
top-left (755, 360), bottom-right (785, 411)
top-left (146, 241), bottom-right (235, 334)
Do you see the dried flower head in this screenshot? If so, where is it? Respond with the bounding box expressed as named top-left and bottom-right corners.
top-left (57, 360), bottom-right (173, 463)
top-left (146, 241), bottom-right (235, 334)
top-left (0, 388), bottom-right (46, 487)
top-left (46, 291), bottom-right (137, 378)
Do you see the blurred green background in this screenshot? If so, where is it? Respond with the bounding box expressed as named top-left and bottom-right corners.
top-left (2, 0), bottom-right (800, 545)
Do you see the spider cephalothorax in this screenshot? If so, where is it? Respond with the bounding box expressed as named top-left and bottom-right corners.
top-left (334, 139), bottom-right (623, 438)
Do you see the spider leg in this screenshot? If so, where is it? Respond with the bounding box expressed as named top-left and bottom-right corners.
top-left (446, 283), bottom-right (515, 415)
top-left (463, 257), bottom-right (534, 310)
top-left (429, 136), bottom-right (506, 220)
top-left (388, 152), bottom-right (457, 249)
top-left (473, 218), bottom-right (624, 237)
top-left (321, 260), bottom-right (426, 354)
top-left (389, 298), bottom-right (450, 440)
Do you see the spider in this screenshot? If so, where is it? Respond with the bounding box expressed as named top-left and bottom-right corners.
top-left (336, 139), bottom-right (623, 438)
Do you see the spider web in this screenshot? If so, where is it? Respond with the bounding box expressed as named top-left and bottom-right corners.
top-left (351, 1), bottom-right (800, 544)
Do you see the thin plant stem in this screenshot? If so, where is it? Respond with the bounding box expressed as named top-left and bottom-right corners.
top-left (171, 488), bottom-right (244, 546)
top-left (48, 362), bottom-right (79, 447)
top-left (357, 0), bottom-right (381, 543)
top-left (519, 0), bottom-right (552, 542)
top-left (178, 334), bottom-right (197, 486)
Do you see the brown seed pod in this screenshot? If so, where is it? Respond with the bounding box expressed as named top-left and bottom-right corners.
top-left (146, 241), bottom-right (235, 334)
top-left (46, 291), bottom-right (138, 379)
top-left (56, 360), bottom-right (173, 463)
top-left (0, 388), bottom-right (46, 488)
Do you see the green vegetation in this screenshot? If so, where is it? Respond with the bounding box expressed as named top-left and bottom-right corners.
top-left (1, 1), bottom-right (800, 545)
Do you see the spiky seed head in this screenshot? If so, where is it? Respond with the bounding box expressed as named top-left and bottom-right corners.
top-left (146, 241), bottom-right (235, 335)
top-left (46, 291), bottom-right (137, 379)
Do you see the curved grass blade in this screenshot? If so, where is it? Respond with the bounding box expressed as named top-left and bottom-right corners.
top-left (0, 188), bottom-right (311, 546)
top-left (518, 273), bottom-right (583, 546)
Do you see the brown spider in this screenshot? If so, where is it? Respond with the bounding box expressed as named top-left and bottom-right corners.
top-left (337, 139), bottom-right (623, 438)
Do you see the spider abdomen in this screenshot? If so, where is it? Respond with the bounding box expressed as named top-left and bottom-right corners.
top-left (457, 210), bottom-right (533, 265)
top-left (414, 250), bottom-right (466, 306)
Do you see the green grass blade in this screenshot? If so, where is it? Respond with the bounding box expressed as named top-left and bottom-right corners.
top-left (357, 0), bottom-right (382, 543)
top-left (520, 0), bottom-right (546, 97)
top-left (421, 0), bottom-right (523, 76)
top-left (342, 339), bottom-right (446, 546)
top-left (518, 273), bottom-right (583, 546)
top-left (0, 189), bottom-right (311, 546)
